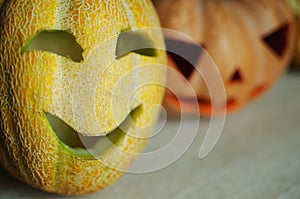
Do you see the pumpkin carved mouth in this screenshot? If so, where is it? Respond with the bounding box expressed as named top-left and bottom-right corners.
top-left (250, 84), bottom-right (269, 99)
top-left (45, 106), bottom-right (141, 158)
top-left (196, 97), bottom-right (238, 110)
top-left (166, 92), bottom-right (240, 115)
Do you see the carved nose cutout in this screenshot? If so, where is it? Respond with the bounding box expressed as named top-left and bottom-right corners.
top-left (230, 69), bottom-right (243, 83)
top-left (263, 23), bottom-right (289, 58)
top-left (165, 39), bottom-right (204, 79)
top-left (22, 30), bottom-right (84, 62)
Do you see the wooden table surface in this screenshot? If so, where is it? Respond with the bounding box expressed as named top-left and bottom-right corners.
top-left (0, 71), bottom-right (300, 199)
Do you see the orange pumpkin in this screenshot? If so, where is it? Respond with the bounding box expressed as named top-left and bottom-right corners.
top-left (153, 0), bottom-right (296, 116)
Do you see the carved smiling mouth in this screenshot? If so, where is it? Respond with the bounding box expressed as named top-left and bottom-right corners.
top-left (45, 106), bottom-right (141, 158)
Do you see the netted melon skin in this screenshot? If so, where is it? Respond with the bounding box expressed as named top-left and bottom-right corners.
top-left (0, 0), bottom-right (166, 195)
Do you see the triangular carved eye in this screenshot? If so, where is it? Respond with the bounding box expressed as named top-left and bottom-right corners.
top-left (165, 39), bottom-right (204, 79)
top-left (22, 30), bottom-right (84, 62)
top-left (263, 23), bottom-right (289, 58)
top-left (230, 69), bottom-right (243, 83)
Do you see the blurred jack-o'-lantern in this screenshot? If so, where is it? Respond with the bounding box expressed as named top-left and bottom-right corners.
top-left (152, 0), bottom-right (296, 116)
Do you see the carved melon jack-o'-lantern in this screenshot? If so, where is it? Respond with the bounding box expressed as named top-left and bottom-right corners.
top-left (153, 0), bottom-right (296, 116)
top-left (0, 0), bottom-right (166, 195)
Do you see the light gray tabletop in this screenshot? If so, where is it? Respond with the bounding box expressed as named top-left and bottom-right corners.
top-left (0, 71), bottom-right (300, 199)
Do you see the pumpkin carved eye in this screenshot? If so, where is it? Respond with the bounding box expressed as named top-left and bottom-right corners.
top-left (165, 38), bottom-right (204, 79)
top-left (22, 30), bottom-right (84, 62)
top-left (262, 23), bottom-right (290, 58)
top-left (229, 69), bottom-right (243, 83)
top-left (116, 30), bottom-right (157, 59)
